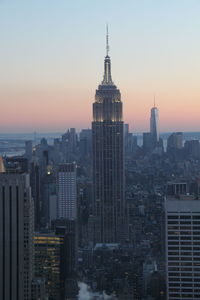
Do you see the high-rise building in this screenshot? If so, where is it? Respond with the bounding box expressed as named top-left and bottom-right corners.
top-left (92, 28), bottom-right (126, 243)
top-left (61, 128), bottom-right (77, 162)
top-left (51, 219), bottom-right (78, 277)
top-left (165, 183), bottom-right (200, 299)
top-left (184, 139), bottom-right (200, 159)
top-left (5, 156), bottom-right (29, 173)
top-left (25, 140), bottom-right (33, 161)
top-left (68, 128), bottom-right (77, 154)
top-left (124, 124), bottom-right (137, 155)
top-left (40, 165), bottom-right (56, 229)
top-left (31, 278), bottom-right (46, 300)
top-left (0, 156), bottom-right (5, 173)
top-left (34, 233), bottom-right (66, 300)
top-left (57, 163), bottom-right (77, 219)
top-left (79, 129), bottom-right (92, 159)
top-left (150, 105), bottom-right (159, 147)
top-left (0, 173), bottom-right (34, 300)
top-left (143, 132), bottom-right (153, 153)
top-left (30, 161), bottom-right (41, 231)
top-left (167, 132), bottom-right (183, 150)
top-left (167, 132), bottom-right (183, 155)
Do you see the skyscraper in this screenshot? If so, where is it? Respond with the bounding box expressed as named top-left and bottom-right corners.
top-left (150, 105), bottom-right (159, 147)
top-left (0, 156), bottom-right (5, 173)
top-left (25, 140), bottom-right (33, 161)
top-left (57, 162), bottom-right (77, 220)
top-left (92, 28), bottom-right (126, 243)
top-left (143, 132), bottom-right (153, 153)
top-left (167, 132), bottom-right (183, 152)
top-left (184, 139), bottom-right (200, 159)
top-left (0, 173), bottom-right (34, 300)
top-left (34, 233), bottom-right (66, 300)
top-left (165, 182), bottom-right (200, 299)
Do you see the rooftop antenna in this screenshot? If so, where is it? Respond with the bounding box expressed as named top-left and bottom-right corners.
top-left (154, 93), bottom-right (156, 107)
top-left (106, 24), bottom-right (109, 56)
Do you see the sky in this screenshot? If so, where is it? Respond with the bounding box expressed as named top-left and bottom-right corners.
top-left (0, 0), bottom-right (200, 133)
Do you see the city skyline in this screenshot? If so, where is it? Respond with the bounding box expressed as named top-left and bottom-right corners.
top-left (1, 0), bottom-right (200, 132)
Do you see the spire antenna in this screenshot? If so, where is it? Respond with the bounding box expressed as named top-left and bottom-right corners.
top-left (154, 94), bottom-right (156, 107)
top-left (102, 25), bottom-right (113, 85)
top-left (106, 24), bottom-right (109, 56)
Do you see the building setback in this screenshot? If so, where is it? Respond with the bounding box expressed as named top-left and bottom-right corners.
top-left (92, 29), bottom-right (126, 243)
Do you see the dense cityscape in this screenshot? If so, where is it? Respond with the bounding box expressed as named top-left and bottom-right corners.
top-left (1, 25), bottom-right (200, 300)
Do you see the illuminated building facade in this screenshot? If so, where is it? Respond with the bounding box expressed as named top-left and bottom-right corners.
top-left (34, 233), bottom-right (66, 300)
top-left (92, 29), bottom-right (126, 243)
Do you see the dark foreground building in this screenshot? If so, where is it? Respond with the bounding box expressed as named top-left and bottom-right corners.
top-left (0, 173), bottom-right (34, 300)
top-left (92, 30), bottom-right (126, 243)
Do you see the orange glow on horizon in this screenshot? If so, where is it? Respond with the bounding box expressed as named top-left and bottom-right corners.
top-left (1, 85), bottom-right (200, 133)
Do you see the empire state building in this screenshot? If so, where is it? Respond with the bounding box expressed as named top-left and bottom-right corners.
top-left (92, 30), bottom-right (126, 243)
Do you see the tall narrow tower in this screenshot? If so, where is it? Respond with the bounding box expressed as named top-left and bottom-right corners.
top-left (92, 28), bottom-right (125, 243)
top-left (150, 103), bottom-right (159, 147)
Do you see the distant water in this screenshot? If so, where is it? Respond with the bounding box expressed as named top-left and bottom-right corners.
top-left (0, 132), bottom-right (62, 142)
top-left (0, 131), bottom-right (200, 157)
top-left (0, 132), bottom-right (62, 156)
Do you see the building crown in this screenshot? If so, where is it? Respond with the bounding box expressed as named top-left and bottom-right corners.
top-left (101, 25), bottom-right (113, 85)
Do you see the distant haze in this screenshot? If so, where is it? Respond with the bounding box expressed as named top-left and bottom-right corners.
top-left (1, 0), bottom-right (200, 132)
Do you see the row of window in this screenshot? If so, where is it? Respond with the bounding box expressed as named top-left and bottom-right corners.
top-left (168, 216), bottom-right (200, 219)
top-left (168, 236), bottom-right (200, 240)
top-left (168, 231), bottom-right (200, 235)
top-left (169, 240), bottom-right (200, 244)
top-left (169, 288), bottom-right (200, 292)
top-left (169, 272), bottom-right (200, 277)
top-left (169, 283), bottom-right (200, 287)
top-left (169, 293), bottom-right (200, 298)
top-left (168, 252), bottom-right (200, 255)
top-left (168, 221), bottom-right (200, 225)
top-left (168, 226), bottom-right (200, 230)
top-left (169, 277), bottom-right (200, 282)
top-left (169, 262), bottom-right (200, 266)
top-left (169, 267), bottom-right (200, 272)
top-left (169, 257), bottom-right (200, 261)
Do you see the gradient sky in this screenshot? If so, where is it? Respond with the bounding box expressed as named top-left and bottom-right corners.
top-left (1, 0), bottom-right (200, 133)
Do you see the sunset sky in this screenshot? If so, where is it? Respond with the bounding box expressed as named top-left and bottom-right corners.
top-left (0, 0), bottom-right (200, 133)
